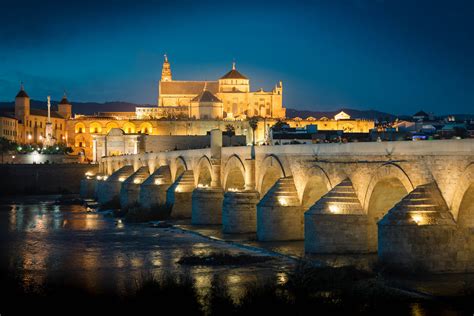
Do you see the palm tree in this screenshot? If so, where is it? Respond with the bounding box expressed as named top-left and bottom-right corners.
top-left (248, 117), bottom-right (259, 145)
top-left (225, 124), bottom-right (235, 146)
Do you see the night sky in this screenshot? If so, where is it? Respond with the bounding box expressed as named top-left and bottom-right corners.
top-left (0, 0), bottom-right (472, 115)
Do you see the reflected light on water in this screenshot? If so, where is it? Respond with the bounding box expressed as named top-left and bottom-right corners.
top-left (276, 271), bottom-right (288, 285)
top-left (1, 201), bottom-right (295, 299)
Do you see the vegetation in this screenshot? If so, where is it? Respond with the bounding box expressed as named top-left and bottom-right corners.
top-left (272, 120), bottom-right (288, 131)
top-left (225, 124), bottom-right (235, 145)
top-left (1, 260), bottom-right (467, 315)
top-left (177, 252), bottom-right (273, 266)
top-left (0, 137), bottom-right (17, 163)
top-left (248, 117), bottom-right (259, 145)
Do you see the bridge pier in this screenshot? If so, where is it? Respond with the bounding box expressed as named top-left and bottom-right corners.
top-left (166, 170), bottom-right (195, 218)
top-left (119, 166), bottom-right (150, 210)
top-left (138, 166), bottom-right (172, 218)
top-left (257, 176), bottom-right (303, 241)
top-left (222, 190), bottom-right (259, 233)
top-left (305, 179), bottom-right (370, 253)
top-left (378, 183), bottom-right (461, 273)
top-left (191, 187), bottom-right (224, 225)
top-left (191, 129), bottom-right (225, 225)
top-left (97, 165), bottom-right (134, 206)
top-left (80, 176), bottom-right (99, 199)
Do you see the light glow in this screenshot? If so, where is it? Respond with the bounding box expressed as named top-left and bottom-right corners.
top-left (228, 188), bottom-right (240, 192)
top-left (133, 179), bottom-right (141, 184)
top-left (329, 204), bottom-right (340, 214)
top-left (197, 183), bottom-right (209, 189)
top-left (412, 214), bottom-right (424, 225)
top-left (278, 197), bottom-right (288, 206)
top-left (154, 179), bottom-right (163, 185)
top-left (118, 177), bottom-right (126, 182)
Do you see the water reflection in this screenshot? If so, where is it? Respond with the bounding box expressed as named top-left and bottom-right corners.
top-left (0, 200), bottom-right (291, 300)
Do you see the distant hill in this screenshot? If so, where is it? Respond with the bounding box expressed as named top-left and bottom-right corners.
top-left (0, 100), bottom-right (142, 115)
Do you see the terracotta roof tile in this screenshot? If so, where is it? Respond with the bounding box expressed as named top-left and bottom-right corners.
top-left (160, 81), bottom-right (218, 95)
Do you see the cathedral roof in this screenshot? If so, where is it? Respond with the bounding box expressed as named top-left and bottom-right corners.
top-left (220, 69), bottom-right (248, 80)
top-left (191, 90), bottom-right (222, 103)
top-left (16, 89), bottom-right (29, 98)
top-left (160, 81), bottom-right (218, 95)
top-left (59, 96), bottom-right (70, 105)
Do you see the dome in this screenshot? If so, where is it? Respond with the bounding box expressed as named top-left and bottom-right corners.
top-left (220, 69), bottom-right (248, 80)
top-left (220, 62), bottom-right (248, 80)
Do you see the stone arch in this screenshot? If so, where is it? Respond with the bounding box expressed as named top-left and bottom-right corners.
top-left (363, 163), bottom-right (414, 251)
top-left (300, 166), bottom-right (332, 209)
top-left (363, 163), bottom-right (414, 212)
top-left (223, 154), bottom-right (246, 191)
top-left (451, 163), bottom-right (474, 224)
top-left (75, 122), bottom-right (86, 134)
top-left (138, 122), bottom-right (153, 134)
top-left (123, 122), bottom-right (136, 134)
top-left (173, 156), bottom-right (188, 182)
top-left (74, 134), bottom-right (88, 148)
top-left (89, 122), bottom-right (102, 134)
top-left (195, 155), bottom-right (213, 187)
top-left (257, 154), bottom-right (286, 196)
top-left (105, 122), bottom-right (120, 133)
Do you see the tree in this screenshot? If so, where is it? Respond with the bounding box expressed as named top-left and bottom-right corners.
top-left (225, 124), bottom-right (235, 146)
top-left (0, 137), bottom-right (17, 164)
top-left (273, 120), bottom-right (287, 131)
top-left (248, 117), bottom-right (259, 145)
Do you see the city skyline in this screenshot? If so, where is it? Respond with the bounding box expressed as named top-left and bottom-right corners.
top-left (0, 0), bottom-right (473, 115)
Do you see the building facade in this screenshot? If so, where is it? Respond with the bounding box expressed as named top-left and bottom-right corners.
top-left (157, 56), bottom-right (285, 119)
top-left (0, 114), bottom-right (18, 142)
top-left (10, 85), bottom-right (69, 145)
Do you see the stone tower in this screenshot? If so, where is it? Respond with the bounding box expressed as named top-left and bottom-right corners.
top-left (161, 54), bottom-right (172, 82)
top-left (15, 82), bottom-right (30, 122)
top-left (58, 92), bottom-right (72, 119)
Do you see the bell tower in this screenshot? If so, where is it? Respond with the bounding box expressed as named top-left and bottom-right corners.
top-left (161, 54), bottom-right (172, 82)
top-left (15, 82), bottom-right (30, 122)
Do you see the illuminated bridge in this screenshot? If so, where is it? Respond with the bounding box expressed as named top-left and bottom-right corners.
top-left (81, 130), bottom-right (474, 273)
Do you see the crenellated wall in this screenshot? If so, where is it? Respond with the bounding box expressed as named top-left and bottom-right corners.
top-left (91, 138), bottom-right (474, 273)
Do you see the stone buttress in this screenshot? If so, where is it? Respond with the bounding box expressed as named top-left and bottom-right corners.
top-left (305, 179), bottom-right (370, 253)
top-left (378, 182), bottom-right (460, 273)
top-left (166, 170), bottom-right (195, 218)
top-left (97, 165), bottom-right (134, 205)
top-left (139, 165), bottom-right (172, 217)
top-left (119, 166), bottom-right (150, 209)
top-left (257, 176), bottom-right (303, 241)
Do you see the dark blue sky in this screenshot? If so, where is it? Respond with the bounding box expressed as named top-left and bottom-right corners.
top-left (0, 0), bottom-right (472, 115)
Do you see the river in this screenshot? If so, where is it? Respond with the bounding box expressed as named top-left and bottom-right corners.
top-left (0, 198), bottom-right (293, 299)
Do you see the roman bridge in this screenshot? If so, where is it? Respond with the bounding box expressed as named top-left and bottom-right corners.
top-left (81, 130), bottom-right (474, 273)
